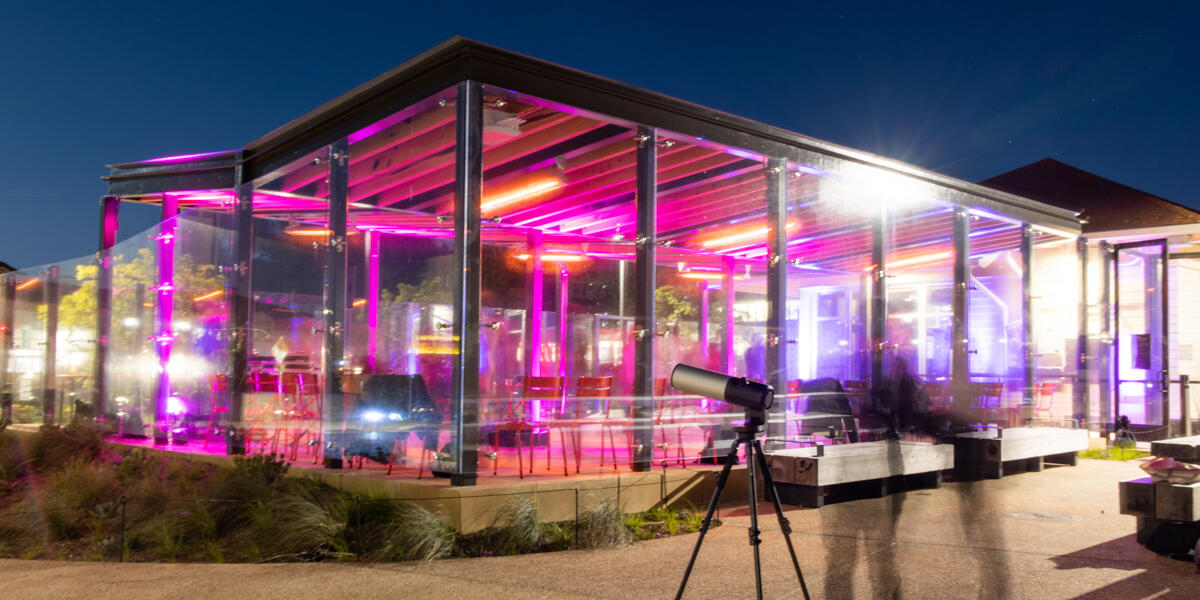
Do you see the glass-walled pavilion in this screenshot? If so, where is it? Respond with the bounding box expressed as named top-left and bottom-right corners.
top-left (0, 38), bottom-right (1088, 486)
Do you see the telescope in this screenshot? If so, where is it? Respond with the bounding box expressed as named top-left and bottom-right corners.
top-left (669, 364), bottom-right (774, 413)
top-left (671, 362), bottom-right (810, 600)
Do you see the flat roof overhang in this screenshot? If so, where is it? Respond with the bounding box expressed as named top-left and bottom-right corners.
top-left (104, 36), bottom-right (1081, 233)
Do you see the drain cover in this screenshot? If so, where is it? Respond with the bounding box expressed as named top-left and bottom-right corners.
top-left (1004, 511), bottom-right (1081, 523)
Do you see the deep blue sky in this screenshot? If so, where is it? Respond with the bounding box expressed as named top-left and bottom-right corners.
top-left (2, 2), bottom-right (1196, 268)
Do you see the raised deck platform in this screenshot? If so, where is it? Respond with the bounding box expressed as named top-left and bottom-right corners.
top-left (951, 427), bottom-right (1087, 480)
top-left (765, 441), bottom-right (954, 507)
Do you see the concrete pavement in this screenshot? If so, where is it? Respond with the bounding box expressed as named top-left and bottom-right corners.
top-left (2, 458), bottom-right (1197, 599)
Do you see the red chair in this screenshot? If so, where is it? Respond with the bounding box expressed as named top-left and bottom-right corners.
top-left (488, 376), bottom-right (563, 478)
top-left (971, 382), bottom-right (1005, 425)
top-left (204, 374), bottom-right (229, 449)
top-left (1033, 382), bottom-right (1056, 421)
top-left (545, 376), bottom-right (612, 475)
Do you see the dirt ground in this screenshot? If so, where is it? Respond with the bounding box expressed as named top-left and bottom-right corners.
top-left (2, 458), bottom-right (1198, 599)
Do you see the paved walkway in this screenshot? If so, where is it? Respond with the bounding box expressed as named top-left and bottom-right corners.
top-left (3, 459), bottom-right (1198, 599)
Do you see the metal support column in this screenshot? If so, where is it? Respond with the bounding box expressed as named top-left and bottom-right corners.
top-left (764, 158), bottom-right (788, 440)
top-left (1098, 241), bottom-right (1112, 432)
top-left (870, 208), bottom-right (888, 391)
top-left (365, 231), bottom-right (380, 373)
top-left (42, 266), bottom-right (59, 426)
top-left (0, 277), bottom-right (14, 423)
top-left (154, 195), bottom-right (178, 444)
top-left (558, 266), bottom-right (569, 379)
top-left (1021, 224), bottom-right (1034, 405)
top-left (632, 125), bottom-right (657, 473)
top-left (94, 196), bottom-right (119, 420)
top-left (450, 80), bottom-right (482, 486)
top-left (525, 230), bottom-right (544, 378)
top-left (1155, 242), bottom-right (1170, 435)
top-left (722, 256), bottom-right (736, 374)
top-left (1075, 237), bottom-right (1090, 428)
top-left (323, 139), bottom-right (350, 469)
top-left (226, 168), bottom-right (253, 455)
top-left (699, 282), bottom-right (710, 363)
top-left (951, 207), bottom-right (971, 419)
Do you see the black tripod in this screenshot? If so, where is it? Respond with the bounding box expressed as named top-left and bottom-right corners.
top-left (675, 411), bottom-right (811, 600)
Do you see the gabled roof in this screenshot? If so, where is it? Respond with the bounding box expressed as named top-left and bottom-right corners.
top-left (0, 261), bottom-right (14, 274)
top-left (981, 158), bottom-right (1200, 233)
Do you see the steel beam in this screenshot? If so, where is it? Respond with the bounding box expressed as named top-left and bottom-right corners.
top-left (0, 277), bottom-right (14, 423)
top-left (632, 125), bottom-right (656, 473)
top-left (365, 231), bottom-right (380, 372)
top-left (323, 139), bottom-right (350, 469)
top-left (450, 80), bottom-right (482, 486)
top-left (525, 230), bottom-right (544, 378)
top-left (1021, 224), bottom-right (1034, 404)
top-left (1076, 237), bottom-right (1090, 427)
top-left (870, 208), bottom-right (888, 391)
top-left (94, 196), bottom-right (119, 420)
top-left (226, 169), bottom-right (253, 456)
top-left (951, 207), bottom-right (970, 418)
top-left (1098, 242), bottom-right (1112, 432)
top-left (764, 158), bottom-right (787, 440)
top-left (154, 195), bottom-right (178, 444)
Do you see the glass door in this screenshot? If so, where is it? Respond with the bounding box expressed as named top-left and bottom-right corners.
top-left (1113, 240), bottom-right (1168, 430)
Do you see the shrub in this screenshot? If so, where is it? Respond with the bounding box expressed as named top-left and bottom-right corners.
top-left (491, 495), bottom-right (542, 554)
top-left (39, 459), bottom-right (121, 540)
top-left (0, 431), bottom-right (30, 494)
top-left (385, 504), bottom-right (455, 561)
top-left (30, 423), bottom-right (105, 473)
top-left (576, 500), bottom-right (631, 549)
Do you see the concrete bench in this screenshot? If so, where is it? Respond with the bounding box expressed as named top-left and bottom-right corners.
top-left (765, 441), bottom-right (954, 507)
top-left (1149, 435), bottom-right (1200, 463)
top-left (1119, 476), bottom-right (1200, 543)
top-left (951, 427), bottom-right (1087, 480)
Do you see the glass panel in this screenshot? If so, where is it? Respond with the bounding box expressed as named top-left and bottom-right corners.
top-left (7, 267), bottom-right (47, 425)
top-left (655, 132), bottom-right (767, 459)
top-left (1032, 231), bottom-right (1083, 426)
top-left (1112, 242), bottom-right (1164, 426)
top-left (51, 255), bottom-right (99, 425)
top-left (476, 85), bottom-right (637, 476)
top-left (883, 178), bottom-right (954, 435)
top-left (341, 88), bottom-right (458, 473)
top-left (247, 146), bottom-right (331, 457)
top-left (105, 228), bottom-right (159, 438)
top-left (968, 214), bottom-right (1024, 421)
top-left (785, 161), bottom-right (873, 445)
top-left (1170, 253), bottom-right (1200, 430)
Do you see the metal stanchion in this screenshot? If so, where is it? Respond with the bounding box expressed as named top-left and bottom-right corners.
top-left (1182, 374), bottom-right (1192, 438)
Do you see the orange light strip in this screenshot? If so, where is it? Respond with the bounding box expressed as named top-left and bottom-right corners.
top-left (15, 278), bottom-right (39, 291)
top-left (192, 290), bottom-right (223, 302)
top-left (700, 221), bottom-right (799, 249)
top-left (481, 179), bottom-right (562, 212)
top-left (515, 253), bottom-right (586, 262)
top-left (679, 272), bottom-right (726, 281)
top-left (352, 298), bottom-right (367, 308)
top-left (864, 250), bottom-right (954, 271)
top-left (285, 228), bottom-right (333, 237)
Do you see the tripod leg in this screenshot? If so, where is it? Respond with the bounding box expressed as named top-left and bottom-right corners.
top-left (753, 440), bottom-right (812, 600)
top-left (747, 437), bottom-right (764, 600)
top-left (674, 437), bottom-right (742, 600)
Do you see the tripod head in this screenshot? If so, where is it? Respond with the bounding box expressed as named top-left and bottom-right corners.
top-left (738, 408), bottom-right (767, 440)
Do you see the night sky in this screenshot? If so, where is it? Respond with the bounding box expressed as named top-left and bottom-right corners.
top-left (1, 2), bottom-right (1195, 269)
